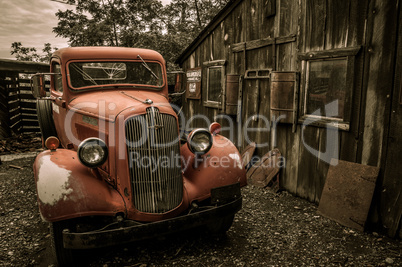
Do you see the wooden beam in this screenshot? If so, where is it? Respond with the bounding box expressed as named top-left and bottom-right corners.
top-left (0, 59), bottom-right (48, 73)
top-left (298, 46), bottom-right (361, 60)
top-left (231, 34), bottom-right (296, 53)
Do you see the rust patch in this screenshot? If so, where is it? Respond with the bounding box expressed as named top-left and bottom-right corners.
top-left (318, 159), bottom-right (380, 231)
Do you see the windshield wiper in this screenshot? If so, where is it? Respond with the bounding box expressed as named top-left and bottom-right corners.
top-left (137, 55), bottom-right (159, 80)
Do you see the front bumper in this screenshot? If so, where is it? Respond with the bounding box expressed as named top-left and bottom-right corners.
top-left (63, 196), bottom-right (242, 249)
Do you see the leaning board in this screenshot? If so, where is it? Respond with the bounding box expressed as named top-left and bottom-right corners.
top-left (318, 159), bottom-right (380, 231)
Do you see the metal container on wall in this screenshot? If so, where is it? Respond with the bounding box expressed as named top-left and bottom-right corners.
top-left (225, 74), bottom-right (240, 115)
top-left (270, 72), bottom-right (298, 124)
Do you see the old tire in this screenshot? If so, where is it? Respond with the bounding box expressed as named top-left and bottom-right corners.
top-left (50, 221), bottom-right (75, 267)
top-left (36, 99), bottom-right (58, 141)
top-left (206, 214), bottom-right (235, 235)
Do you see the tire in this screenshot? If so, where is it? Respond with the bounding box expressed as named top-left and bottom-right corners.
top-left (50, 221), bottom-right (75, 267)
top-left (36, 99), bottom-right (58, 141)
top-left (206, 214), bottom-right (235, 235)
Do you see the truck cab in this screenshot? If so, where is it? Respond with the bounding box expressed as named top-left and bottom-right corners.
top-left (31, 47), bottom-right (246, 266)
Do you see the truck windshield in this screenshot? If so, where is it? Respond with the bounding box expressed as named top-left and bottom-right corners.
top-left (68, 61), bottom-right (163, 89)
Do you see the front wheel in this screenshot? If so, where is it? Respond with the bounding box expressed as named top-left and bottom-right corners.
top-left (50, 221), bottom-right (75, 266)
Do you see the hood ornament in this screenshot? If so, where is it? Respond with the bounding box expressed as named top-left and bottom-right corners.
top-left (145, 99), bottom-right (153, 104)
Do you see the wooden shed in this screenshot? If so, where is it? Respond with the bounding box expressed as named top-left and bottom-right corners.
top-left (0, 59), bottom-right (48, 138)
top-left (175, 0), bottom-right (402, 237)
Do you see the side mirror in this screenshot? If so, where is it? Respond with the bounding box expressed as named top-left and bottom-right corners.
top-left (31, 74), bottom-right (46, 98)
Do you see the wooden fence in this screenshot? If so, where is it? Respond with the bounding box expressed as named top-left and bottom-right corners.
top-left (0, 59), bottom-right (49, 138)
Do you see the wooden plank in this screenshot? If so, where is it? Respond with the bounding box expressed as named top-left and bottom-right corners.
top-left (7, 101), bottom-right (19, 111)
top-left (231, 35), bottom-right (296, 53)
top-left (256, 78), bottom-right (271, 155)
top-left (347, 0), bottom-right (369, 48)
top-left (380, 0), bottom-right (402, 237)
top-left (232, 1), bottom-right (243, 44)
top-left (10, 118), bottom-right (21, 130)
top-left (314, 127), bottom-right (334, 202)
top-left (277, 43), bottom-right (294, 71)
top-left (298, 46), bottom-right (361, 60)
top-left (360, 0), bottom-right (398, 166)
top-left (339, 0), bottom-right (367, 161)
top-left (18, 89), bottom-right (32, 94)
top-left (297, 125), bottom-right (320, 202)
top-left (284, 125), bottom-right (300, 194)
top-left (261, 0), bottom-right (276, 38)
top-left (8, 108), bottom-right (20, 119)
top-left (214, 19), bottom-right (224, 60)
top-left (325, 1), bottom-right (350, 49)
top-left (308, 0), bottom-right (326, 51)
top-left (279, 0), bottom-right (293, 37)
top-left (20, 108), bottom-right (37, 114)
top-left (245, 0), bottom-right (260, 41)
top-left (275, 126), bottom-right (288, 188)
top-left (21, 113), bottom-right (38, 119)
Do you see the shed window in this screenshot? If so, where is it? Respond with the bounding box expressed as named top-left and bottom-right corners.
top-left (305, 58), bottom-right (347, 119)
top-left (203, 60), bottom-right (226, 109)
top-left (299, 47), bottom-right (360, 130)
top-left (207, 66), bottom-right (223, 101)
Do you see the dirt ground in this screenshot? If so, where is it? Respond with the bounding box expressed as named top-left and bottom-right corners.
top-left (0, 155), bottom-right (401, 266)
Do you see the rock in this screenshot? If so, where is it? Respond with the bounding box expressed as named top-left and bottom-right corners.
top-left (385, 258), bottom-right (394, 264)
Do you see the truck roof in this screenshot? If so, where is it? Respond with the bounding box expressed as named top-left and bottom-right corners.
top-left (52, 47), bottom-right (165, 63)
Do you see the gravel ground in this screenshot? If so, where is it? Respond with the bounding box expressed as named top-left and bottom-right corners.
top-left (0, 156), bottom-right (401, 266)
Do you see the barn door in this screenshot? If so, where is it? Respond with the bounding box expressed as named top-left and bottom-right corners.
top-left (240, 69), bottom-right (271, 154)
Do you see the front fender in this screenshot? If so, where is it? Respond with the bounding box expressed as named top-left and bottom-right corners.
top-left (181, 134), bottom-right (247, 202)
top-left (33, 149), bottom-right (126, 222)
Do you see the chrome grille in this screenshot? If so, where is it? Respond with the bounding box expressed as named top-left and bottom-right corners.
top-left (125, 107), bottom-right (183, 213)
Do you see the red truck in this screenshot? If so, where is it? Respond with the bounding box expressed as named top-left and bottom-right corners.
top-left (31, 47), bottom-right (246, 266)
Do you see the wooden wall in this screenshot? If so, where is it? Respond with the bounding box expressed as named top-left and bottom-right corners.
top-left (178, 0), bottom-right (401, 236)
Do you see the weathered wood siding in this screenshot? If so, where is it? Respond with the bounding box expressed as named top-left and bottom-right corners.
top-left (378, 1), bottom-right (402, 238)
top-left (0, 60), bottom-right (49, 137)
top-left (178, 0), bottom-right (401, 236)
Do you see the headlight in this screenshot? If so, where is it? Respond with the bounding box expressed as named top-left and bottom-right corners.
top-left (77, 138), bottom-right (108, 168)
top-left (187, 129), bottom-right (213, 154)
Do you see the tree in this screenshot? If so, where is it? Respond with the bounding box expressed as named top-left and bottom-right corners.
top-left (51, 0), bottom-right (229, 67)
top-left (12, 0), bottom-right (229, 65)
top-left (53, 0), bottom-right (164, 47)
top-left (10, 42), bottom-right (57, 62)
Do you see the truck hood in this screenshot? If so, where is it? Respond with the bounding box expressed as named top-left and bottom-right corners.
top-left (68, 90), bottom-right (173, 122)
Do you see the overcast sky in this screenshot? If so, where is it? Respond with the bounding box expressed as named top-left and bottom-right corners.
top-left (0, 0), bottom-right (171, 60)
